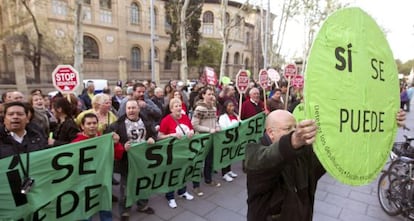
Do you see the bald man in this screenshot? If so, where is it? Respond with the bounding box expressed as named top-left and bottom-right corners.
top-left (245, 109), bottom-right (407, 221)
top-left (244, 110), bottom-right (321, 221)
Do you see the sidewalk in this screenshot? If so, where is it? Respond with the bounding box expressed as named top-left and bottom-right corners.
top-left (105, 106), bottom-right (413, 221)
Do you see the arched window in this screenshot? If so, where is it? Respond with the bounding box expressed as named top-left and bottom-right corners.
top-left (131, 47), bottom-right (141, 70)
top-left (202, 11), bottom-right (214, 34)
top-left (226, 52), bottom-right (229, 64)
top-left (244, 57), bottom-right (249, 69)
top-left (130, 3), bottom-right (140, 24)
top-left (234, 52), bottom-right (240, 65)
top-left (84, 36), bottom-right (99, 59)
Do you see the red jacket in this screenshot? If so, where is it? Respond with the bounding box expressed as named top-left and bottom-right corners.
top-left (71, 132), bottom-right (124, 160)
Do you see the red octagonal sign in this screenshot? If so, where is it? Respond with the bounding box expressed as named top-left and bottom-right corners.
top-left (52, 65), bottom-right (80, 93)
top-left (235, 70), bottom-right (250, 94)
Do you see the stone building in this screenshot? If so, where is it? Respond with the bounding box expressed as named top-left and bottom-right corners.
top-left (0, 0), bottom-right (272, 93)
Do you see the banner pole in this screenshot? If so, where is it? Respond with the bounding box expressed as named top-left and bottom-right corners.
top-left (263, 88), bottom-right (267, 112)
top-left (238, 93), bottom-right (243, 121)
top-left (285, 77), bottom-right (291, 110)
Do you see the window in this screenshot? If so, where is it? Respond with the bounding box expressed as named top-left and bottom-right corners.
top-left (100, 0), bottom-right (111, 9)
top-left (226, 52), bottom-right (229, 64)
top-left (245, 32), bottom-right (250, 44)
top-left (100, 9), bottom-right (112, 24)
top-left (234, 52), bottom-right (240, 65)
top-left (148, 7), bottom-right (158, 28)
top-left (83, 7), bottom-right (91, 21)
top-left (164, 16), bottom-right (171, 31)
top-left (84, 36), bottom-right (99, 59)
top-left (130, 3), bottom-right (140, 24)
top-left (164, 54), bottom-right (172, 70)
top-left (244, 58), bottom-right (249, 69)
top-left (52, 0), bottom-right (67, 16)
top-left (131, 47), bottom-right (141, 70)
top-left (202, 11), bottom-right (214, 35)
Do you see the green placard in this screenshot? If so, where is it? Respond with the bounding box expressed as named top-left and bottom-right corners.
top-left (304, 7), bottom-right (399, 185)
top-left (0, 134), bottom-right (113, 220)
top-left (292, 103), bottom-right (305, 123)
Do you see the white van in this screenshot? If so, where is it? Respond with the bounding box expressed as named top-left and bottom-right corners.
top-left (83, 79), bottom-right (108, 93)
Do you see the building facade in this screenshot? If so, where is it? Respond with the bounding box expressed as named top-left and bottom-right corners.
top-left (0, 0), bottom-right (271, 92)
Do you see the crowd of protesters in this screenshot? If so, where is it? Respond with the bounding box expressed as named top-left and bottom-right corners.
top-left (0, 77), bottom-right (304, 221)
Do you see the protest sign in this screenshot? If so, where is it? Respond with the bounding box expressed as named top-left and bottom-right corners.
top-left (212, 113), bottom-right (266, 170)
top-left (304, 7), bottom-right (399, 185)
top-left (292, 103), bottom-right (305, 123)
top-left (0, 134), bottom-right (113, 220)
top-left (126, 134), bottom-right (212, 206)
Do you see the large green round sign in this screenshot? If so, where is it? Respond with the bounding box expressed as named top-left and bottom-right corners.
top-left (304, 7), bottom-right (399, 185)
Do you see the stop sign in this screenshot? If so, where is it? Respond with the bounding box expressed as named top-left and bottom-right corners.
top-left (52, 65), bottom-right (80, 93)
top-left (235, 70), bottom-right (250, 94)
top-left (292, 75), bottom-right (304, 88)
top-left (284, 63), bottom-right (297, 79)
top-left (258, 69), bottom-right (268, 88)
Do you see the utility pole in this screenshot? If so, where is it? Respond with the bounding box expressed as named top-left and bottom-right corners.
top-left (264, 0), bottom-right (270, 69)
top-left (74, 0), bottom-right (83, 95)
top-left (150, 0), bottom-right (156, 83)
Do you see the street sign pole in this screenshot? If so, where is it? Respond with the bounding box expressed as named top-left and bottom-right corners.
top-left (235, 70), bottom-right (250, 120)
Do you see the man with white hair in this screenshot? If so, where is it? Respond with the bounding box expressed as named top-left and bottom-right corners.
top-left (151, 87), bottom-right (165, 117)
top-left (10, 91), bottom-right (25, 102)
top-left (240, 87), bottom-right (264, 120)
top-left (112, 86), bottom-right (124, 111)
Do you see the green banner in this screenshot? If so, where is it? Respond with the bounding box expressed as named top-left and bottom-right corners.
top-left (0, 134), bottom-right (113, 220)
top-left (212, 113), bottom-right (266, 170)
top-left (126, 133), bottom-right (212, 206)
top-left (304, 8), bottom-right (399, 185)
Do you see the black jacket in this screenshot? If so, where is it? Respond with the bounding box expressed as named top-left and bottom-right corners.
top-left (0, 124), bottom-right (49, 159)
top-left (52, 118), bottom-right (80, 147)
top-left (245, 132), bottom-right (326, 221)
top-left (105, 114), bottom-right (157, 175)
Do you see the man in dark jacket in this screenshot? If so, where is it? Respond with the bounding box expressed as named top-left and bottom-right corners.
top-left (105, 99), bottom-right (157, 221)
top-left (245, 109), bottom-right (407, 221)
top-left (0, 102), bottom-right (48, 204)
top-left (244, 110), bottom-right (321, 221)
top-left (0, 101), bottom-right (48, 159)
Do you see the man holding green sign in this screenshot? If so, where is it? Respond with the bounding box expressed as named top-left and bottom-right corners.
top-left (245, 7), bottom-right (408, 221)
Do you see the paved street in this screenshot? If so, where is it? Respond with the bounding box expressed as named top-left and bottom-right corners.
top-left (102, 104), bottom-right (413, 221)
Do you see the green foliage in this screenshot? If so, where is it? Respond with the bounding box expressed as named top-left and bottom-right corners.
top-left (194, 39), bottom-right (223, 71)
top-left (397, 59), bottom-right (414, 75)
top-left (164, 0), bottom-right (202, 63)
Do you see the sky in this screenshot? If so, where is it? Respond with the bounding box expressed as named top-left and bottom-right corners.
top-left (235, 0), bottom-right (414, 62)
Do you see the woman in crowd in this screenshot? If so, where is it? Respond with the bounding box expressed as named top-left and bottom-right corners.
top-left (168, 89), bottom-right (188, 115)
top-left (76, 93), bottom-right (117, 134)
top-left (28, 93), bottom-right (51, 136)
top-left (158, 98), bottom-right (195, 208)
top-left (48, 96), bottom-right (80, 146)
top-left (164, 84), bottom-right (173, 108)
top-left (218, 100), bottom-right (239, 182)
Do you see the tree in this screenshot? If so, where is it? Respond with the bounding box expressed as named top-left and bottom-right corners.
top-left (165, 0), bottom-right (202, 82)
top-left (21, 0), bottom-right (43, 83)
top-left (218, 0), bottom-right (253, 81)
top-left (194, 39), bottom-right (223, 72)
top-left (3, 0), bottom-right (64, 83)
